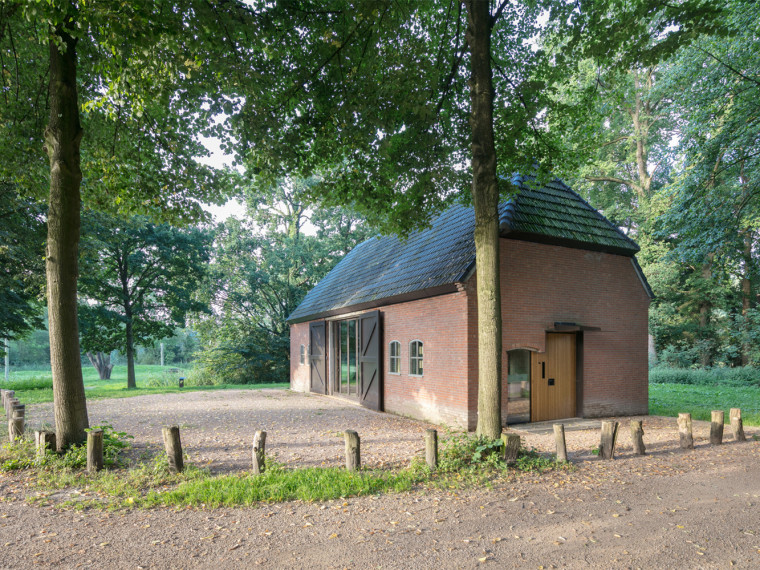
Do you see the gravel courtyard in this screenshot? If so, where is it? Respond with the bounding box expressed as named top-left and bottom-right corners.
top-left (25, 388), bottom-right (758, 475)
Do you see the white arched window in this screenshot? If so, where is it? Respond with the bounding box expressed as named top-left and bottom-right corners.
top-left (409, 340), bottom-right (423, 376)
top-left (389, 341), bottom-right (401, 374)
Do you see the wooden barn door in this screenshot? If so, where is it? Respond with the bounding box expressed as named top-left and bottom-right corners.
top-left (309, 321), bottom-right (327, 394)
top-left (531, 333), bottom-right (576, 421)
top-left (358, 311), bottom-right (383, 411)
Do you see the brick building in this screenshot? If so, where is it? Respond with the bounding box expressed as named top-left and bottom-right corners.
top-left (287, 177), bottom-right (652, 429)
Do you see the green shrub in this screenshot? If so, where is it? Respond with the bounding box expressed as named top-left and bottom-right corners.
top-left (1, 376), bottom-right (53, 391)
top-left (184, 365), bottom-right (220, 386)
top-left (438, 433), bottom-right (559, 473)
top-left (650, 366), bottom-right (760, 387)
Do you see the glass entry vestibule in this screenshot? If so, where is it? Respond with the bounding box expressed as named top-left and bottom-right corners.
top-left (310, 311), bottom-right (382, 410)
top-left (336, 319), bottom-right (359, 396)
top-left (506, 349), bottom-right (531, 424)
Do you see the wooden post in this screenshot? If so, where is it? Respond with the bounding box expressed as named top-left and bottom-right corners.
top-left (424, 429), bottom-right (438, 470)
top-left (730, 408), bottom-right (746, 442)
top-left (710, 410), bottom-right (724, 445)
top-left (677, 413), bottom-right (693, 449)
top-left (162, 426), bottom-right (184, 473)
top-left (630, 420), bottom-right (646, 455)
top-left (501, 433), bottom-right (521, 464)
top-left (86, 429), bottom-right (104, 472)
top-left (8, 404), bottom-right (24, 441)
top-left (344, 430), bottom-right (360, 471)
top-left (35, 430), bottom-right (56, 456)
top-left (252, 430), bottom-right (267, 474)
top-left (6, 397), bottom-right (17, 422)
top-left (553, 424), bottom-right (567, 463)
top-left (599, 421), bottom-right (619, 460)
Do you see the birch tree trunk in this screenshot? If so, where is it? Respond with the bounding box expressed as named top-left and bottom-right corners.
top-left (44, 22), bottom-right (89, 450)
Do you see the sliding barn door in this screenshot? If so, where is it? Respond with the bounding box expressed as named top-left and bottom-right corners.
top-left (358, 311), bottom-right (383, 411)
top-left (309, 321), bottom-right (327, 394)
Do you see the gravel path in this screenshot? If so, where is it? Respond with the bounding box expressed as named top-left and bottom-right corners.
top-left (26, 390), bottom-right (444, 473)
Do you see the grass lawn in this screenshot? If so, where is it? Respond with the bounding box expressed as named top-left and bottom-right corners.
top-left (1, 365), bottom-right (288, 404)
top-left (649, 382), bottom-right (760, 426)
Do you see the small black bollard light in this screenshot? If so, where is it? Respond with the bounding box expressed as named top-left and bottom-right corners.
top-left (178, 377), bottom-right (185, 388)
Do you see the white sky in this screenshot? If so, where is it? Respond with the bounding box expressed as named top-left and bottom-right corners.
top-left (197, 134), bottom-right (247, 222)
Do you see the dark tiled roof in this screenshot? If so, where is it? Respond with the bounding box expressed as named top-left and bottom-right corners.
top-left (502, 175), bottom-right (639, 254)
top-left (287, 177), bottom-right (641, 323)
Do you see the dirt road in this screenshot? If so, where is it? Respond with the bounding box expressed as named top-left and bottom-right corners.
top-left (2, 390), bottom-right (757, 568)
top-left (0, 438), bottom-right (758, 569)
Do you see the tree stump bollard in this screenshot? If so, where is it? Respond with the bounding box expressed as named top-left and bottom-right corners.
top-left (630, 420), bottom-right (646, 455)
top-left (677, 413), bottom-right (694, 449)
top-left (424, 429), bottom-right (438, 470)
top-left (730, 408), bottom-right (746, 442)
top-left (87, 429), bottom-right (104, 472)
top-left (3, 391), bottom-right (13, 412)
top-left (599, 421), bottom-right (619, 460)
top-left (710, 411), bottom-right (724, 445)
top-left (162, 426), bottom-right (184, 473)
top-left (501, 433), bottom-right (521, 465)
top-left (6, 398), bottom-right (18, 422)
top-left (553, 424), bottom-right (567, 463)
top-left (8, 404), bottom-right (24, 442)
top-left (252, 430), bottom-right (267, 474)
top-left (344, 430), bottom-right (360, 472)
top-left (35, 430), bottom-right (56, 456)
top-left (0, 389), bottom-right (5, 409)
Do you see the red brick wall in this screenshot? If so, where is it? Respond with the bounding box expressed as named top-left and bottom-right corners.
top-left (290, 322), bottom-right (310, 393)
top-left (381, 292), bottom-right (472, 429)
top-left (498, 239), bottom-right (650, 418)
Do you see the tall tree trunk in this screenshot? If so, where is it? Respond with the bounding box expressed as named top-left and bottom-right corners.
top-left (465, 0), bottom-right (502, 439)
top-left (44, 22), bottom-right (89, 450)
top-left (698, 256), bottom-right (713, 368)
top-left (125, 315), bottom-right (136, 389)
top-left (740, 230), bottom-right (753, 366)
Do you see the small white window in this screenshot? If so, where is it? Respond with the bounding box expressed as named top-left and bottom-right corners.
top-left (409, 340), bottom-right (423, 376)
top-left (389, 341), bottom-right (401, 374)
top-left (300, 344), bottom-right (306, 365)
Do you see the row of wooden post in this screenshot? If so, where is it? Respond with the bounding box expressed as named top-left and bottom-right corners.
top-left (548, 420), bottom-right (643, 463)
top-left (1, 389), bottom-right (25, 443)
top-left (9, 409), bottom-right (750, 476)
top-left (550, 408), bottom-right (748, 462)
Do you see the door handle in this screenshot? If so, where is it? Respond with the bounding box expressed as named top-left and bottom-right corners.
top-left (541, 361), bottom-right (545, 378)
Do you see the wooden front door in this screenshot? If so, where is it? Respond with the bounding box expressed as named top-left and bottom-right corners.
top-left (531, 333), bottom-right (576, 421)
top-left (309, 321), bottom-right (327, 394)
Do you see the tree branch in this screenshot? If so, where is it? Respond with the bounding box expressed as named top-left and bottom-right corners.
top-left (698, 46), bottom-right (760, 88)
